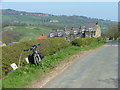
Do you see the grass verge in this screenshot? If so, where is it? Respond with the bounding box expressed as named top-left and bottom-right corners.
top-left (2, 42), bottom-right (104, 88)
top-left (2, 37), bottom-right (70, 77)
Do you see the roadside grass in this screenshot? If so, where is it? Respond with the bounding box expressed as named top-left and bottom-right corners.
top-left (0, 79), bottom-right (2, 89)
top-left (0, 47), bottom-right (1, 89)
top-left (2, 42), bottom-right (104, 88)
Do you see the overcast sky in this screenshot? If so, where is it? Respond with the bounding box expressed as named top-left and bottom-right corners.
top-left (1, 2), bottom-right (118, 21)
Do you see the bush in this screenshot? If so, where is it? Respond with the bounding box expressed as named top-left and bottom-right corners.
top-left (84, 38), bottom-right (98, 46)
top-left (2, 37), bottom-right (70, 77)
top-left (71, 37), bottom-right (104, 47)
top-left (97, 37), bottom-right (106, 43)
top-left (71, 38), bottom-right (85, 47)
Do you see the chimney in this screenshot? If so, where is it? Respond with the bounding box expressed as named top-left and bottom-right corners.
top-left (64, 27), bottom-right (66, 31)
top-left (71, 27), bottom-right (74, 30)
top-left (96, 22), bottom-right (98, 25)
top-left (56, 29), bottom-right (60, 32)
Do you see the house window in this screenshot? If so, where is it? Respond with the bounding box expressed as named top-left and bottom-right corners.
top-left (89, 28), bottom-right (93, 32)
top-left (82, 29), bottom-right (85, 31)
top-left (82, 31), bottom-right (84, 33)
top-left (74, 31), bottom-right (78, 35)
top-left (50, 33), bottom-right (54, 37)
top-left (89, 28), bottom-right (93, 30)
top-left (65, 31), bottom-right (70, 35)
top-left (58, 32), bottom-right (62, 37)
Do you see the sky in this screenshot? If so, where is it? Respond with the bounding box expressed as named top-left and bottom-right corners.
top-left (1, 0), bottom-right (119, 2)
top-left (1, 2), bottom-right (118, 21)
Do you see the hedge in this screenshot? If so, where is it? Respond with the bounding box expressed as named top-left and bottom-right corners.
top-left (2, 37), bottom-right (70, 77)
top-left (71, 37), bottom-right (105, 47)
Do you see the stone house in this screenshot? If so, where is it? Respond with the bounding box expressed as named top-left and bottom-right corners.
top-left (84, 22), bottom-right (101, 38)
top-left (48, 22), bottom-right (101, 40)
top-left (49, 30), bottom-right (64, 37)
top-left (49, 30), bottom-right (58, 37)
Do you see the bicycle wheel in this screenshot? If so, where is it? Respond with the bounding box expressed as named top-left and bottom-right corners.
top-left (28, 54), bottom-right (34, 64)
top-left (34, 53), bottom-right (41, 66)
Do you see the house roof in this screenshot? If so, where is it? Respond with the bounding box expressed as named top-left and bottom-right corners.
top-left (72, 28), bottom-right (80, 31)
top-left (38, 35), bottom-right (48, 39)
top-left (86, 23), bottom-right (98, 31)
top-left (79, 26), bottom-right (86, 32)
top-left (49, 31), bottom-right (58, 36)
top-left (64, 28), bottom-right (71, 31)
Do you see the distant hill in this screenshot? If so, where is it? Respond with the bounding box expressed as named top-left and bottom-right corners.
top-left (1, 9), bottom-right (115, 43)
top-left (1, 9), bottom-right (52, 16)
top-left (2, 9), bottom-right (114, 29)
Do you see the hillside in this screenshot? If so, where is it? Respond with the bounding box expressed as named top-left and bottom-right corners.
top-left (1, 9), bottom-right (115, 43)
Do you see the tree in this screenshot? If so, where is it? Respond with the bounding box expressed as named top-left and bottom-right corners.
top-left (107, 23), bottom-right (118, 40)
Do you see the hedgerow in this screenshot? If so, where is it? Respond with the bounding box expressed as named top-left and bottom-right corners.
top-left (71, 37), bottom-right (105, 47)
top-left (2, 37), bottom-right (105, 77)
top-left (2, 37), bottom-right (70, 77)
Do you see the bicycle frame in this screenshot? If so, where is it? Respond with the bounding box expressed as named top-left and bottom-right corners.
top-left (24, 44), bottom-right (44, 68)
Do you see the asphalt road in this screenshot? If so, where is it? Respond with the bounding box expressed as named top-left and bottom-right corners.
top-left (43, 40), bottom-right (118, 88)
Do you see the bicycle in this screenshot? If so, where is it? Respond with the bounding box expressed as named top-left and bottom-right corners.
top-left (24, 44), bottom-right (44, 68)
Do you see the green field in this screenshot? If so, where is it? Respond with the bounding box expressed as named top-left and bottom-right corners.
top-left (2, 9), bottom-right (115, 43)
top-left (2, 25), bottom-right (53, 42)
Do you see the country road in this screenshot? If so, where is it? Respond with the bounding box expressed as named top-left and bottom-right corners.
top-left (41, 40), bottom-right (118, 88)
